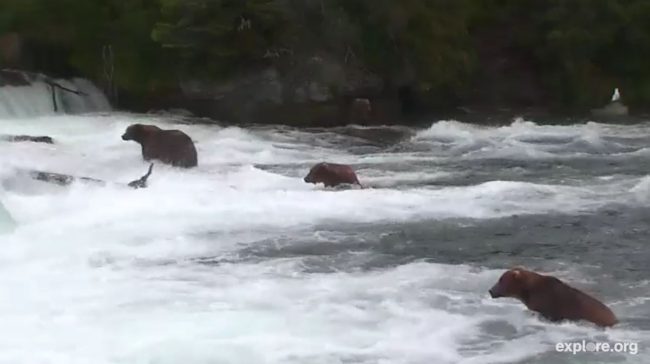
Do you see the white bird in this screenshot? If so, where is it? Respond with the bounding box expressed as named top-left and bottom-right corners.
top-left (611, 88), bottom-right (621, 102)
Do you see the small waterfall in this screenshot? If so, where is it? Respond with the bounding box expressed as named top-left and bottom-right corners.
top-left (54, 78), bottom-right (112, 114)
top-left (0, 70), bottom-right (111, 119)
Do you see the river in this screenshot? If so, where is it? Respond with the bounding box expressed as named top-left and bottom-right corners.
top-left (1, 112), bottom-right (648, 363)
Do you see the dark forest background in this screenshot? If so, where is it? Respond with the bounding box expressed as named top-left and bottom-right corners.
top-left (2, 0), bottom-right (650, 124)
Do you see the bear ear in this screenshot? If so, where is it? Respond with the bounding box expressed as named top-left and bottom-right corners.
top-left (510, 266), bottom-right (526, 278)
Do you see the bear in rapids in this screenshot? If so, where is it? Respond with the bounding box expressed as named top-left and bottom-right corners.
top-left (121, 124), bottom-right (197, 168)
top-left (489, 267), bottom-right (618, 327)
top-left (304, 162), bottom-right (362, 188)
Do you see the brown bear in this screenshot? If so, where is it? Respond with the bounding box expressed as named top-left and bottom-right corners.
top-left (121, 124), bottom-right (197, 168)
top-left (489, 267), bottom-right (618, 327)
top-left (304, 162), bottom-right (362, 188)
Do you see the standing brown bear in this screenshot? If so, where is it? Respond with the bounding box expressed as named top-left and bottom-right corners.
top-left (304, 162), bottom-right (362, 188)
top-left (121, 124), bottom-right (198, 168)
top-left (489, 267), bottom-right (618, 327)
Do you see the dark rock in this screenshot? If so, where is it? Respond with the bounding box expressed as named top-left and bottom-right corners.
top-left (121, 53), bottom-right (393, 126)
top-left (0, 69), bottom-right (31, 87)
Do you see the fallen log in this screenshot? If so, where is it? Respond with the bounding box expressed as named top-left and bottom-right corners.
top-left (44, 79), bottom-right (87, 96)
top-left (127, 163), bottom-right (154, 189)
top-left (1, 134), bottom-right (55, 144)
top-left (23, 163), bottom-right (154, 189)
top-left (28, 170), bottom-right (105, 186)
top-left (45, 79), bottom-right (88, 112)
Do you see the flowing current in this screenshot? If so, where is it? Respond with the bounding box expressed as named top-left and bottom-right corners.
top-left (1, 113), bottom-right (649, 363)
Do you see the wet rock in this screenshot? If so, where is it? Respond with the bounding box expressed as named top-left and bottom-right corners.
top-left (0, 69), bottom-right (31, 87)
top-left (591, 88), bottom-right (629, 118)
top-left (591, 101), bottom-right (629, 118)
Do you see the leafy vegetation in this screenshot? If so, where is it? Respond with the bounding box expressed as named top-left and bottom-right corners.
top-left (3, 0), bottom-right (650, 110)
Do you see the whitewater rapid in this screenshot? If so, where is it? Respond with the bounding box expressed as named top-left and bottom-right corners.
top-left (1, 115), bottom-right (649, 363)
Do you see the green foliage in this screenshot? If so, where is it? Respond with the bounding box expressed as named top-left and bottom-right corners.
top-left (333, 0), bottom-right (475, 93)
top-left (152, 0), bottom-right (290, 78)
top-left (477, 0), bottom-right (650, 109)
top-left (4, 0), bottom-right (650, 110)
top-left (2, 0), bottom-right (172, 93)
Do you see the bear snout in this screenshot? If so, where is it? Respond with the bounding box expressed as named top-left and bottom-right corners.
top-left (488, 285), bottom-right (502, 298)
top-left (121, 133), bottom-right (129, 141)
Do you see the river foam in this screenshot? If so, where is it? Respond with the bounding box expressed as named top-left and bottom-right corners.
top-left (1, 115), bottom-right (648, 363)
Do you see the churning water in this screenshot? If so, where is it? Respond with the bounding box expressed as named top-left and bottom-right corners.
top-left (1, 112), bottom-right (649, 363)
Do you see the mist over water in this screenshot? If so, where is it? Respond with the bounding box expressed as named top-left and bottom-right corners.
top-left (1, 114), bottom-right (649, 364)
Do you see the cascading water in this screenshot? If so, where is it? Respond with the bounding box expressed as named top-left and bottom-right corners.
top-left (0, 72), bottom-right (111, 118)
